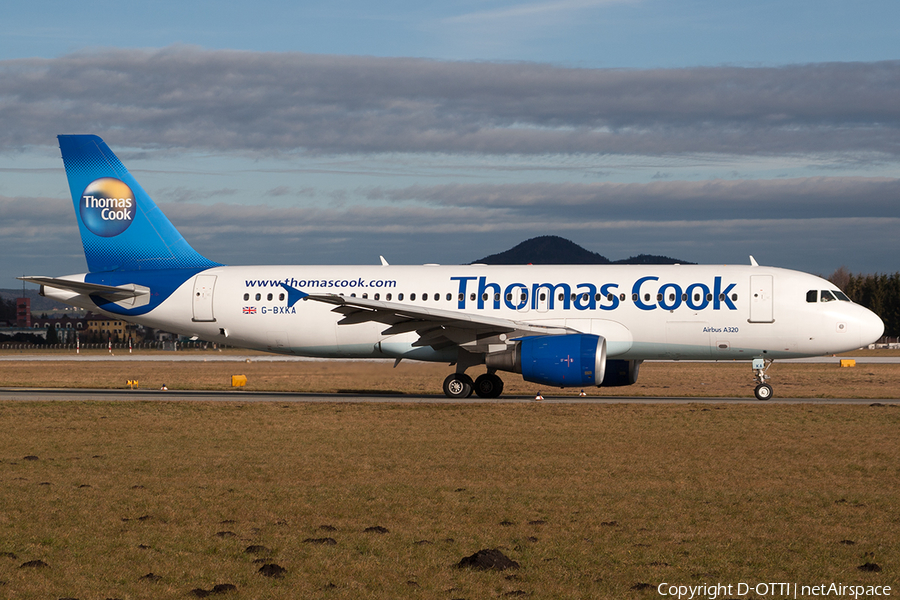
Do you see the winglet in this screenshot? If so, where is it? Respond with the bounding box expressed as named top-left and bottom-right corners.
top-left (749, 255), bottom-right (759, 267)
top-left (380, 255), bottom-right (389, 266)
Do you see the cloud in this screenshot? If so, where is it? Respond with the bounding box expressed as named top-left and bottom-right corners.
top-left (365, 177), bottom-right (900, 220)
top-left (157, 187), bottom-right (238, 203)
top-left (1, 47), bottom-right (898, 156)
top-left (4, 178), bottom-right (898, 283)
top-left (444, 0), bottom-right (636, 23)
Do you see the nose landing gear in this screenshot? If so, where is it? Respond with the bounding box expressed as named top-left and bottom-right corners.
top-left (752, 357), bottom-right (773, 400)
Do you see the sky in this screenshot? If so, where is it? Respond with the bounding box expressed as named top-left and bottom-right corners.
top-left (1, 0), bottom-right (899, 290)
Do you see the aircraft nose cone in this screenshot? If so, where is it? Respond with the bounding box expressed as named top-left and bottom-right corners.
top-left (859, 307), bottom-right (885, 347)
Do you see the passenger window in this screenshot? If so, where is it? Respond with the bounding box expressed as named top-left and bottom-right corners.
top-left (506, 293), bottom-right (513, 301)
top-left (820, 290), bottom-right (836, 302)
top-left (398, 293), bottom-right (404, 301)
top-left (267, 293), bottom-right (273, 301)
top-left (470, 293), bottom-right (476, 301)
top-left (583, 293), bottom-right (589, 301)
top-left (706, 293), bottom-right (713, 301)
top-left (693, 293), bottom-right (700, 302)
top-left (243, 293), bottom-right (249, 301)
top-left (446, 293), bottom-right (452, 301)
top-left (596, 293), bottom-right (602, 302)
top-left (494, 293), bottom-right (500, 302)
top-left (540, 293), bottom-right (546, 301)
top-left (422, 293), bottom-right (428, 301)
top-left (362, 293), bottom-right (368, 299)
top-left (620, 294), bottom-right (625, 301)
top-left (521, 293), bottom-right (527, 302)
top-left (731, 293), bottom-right (737, 301)
top-left (386, 293), bottom-right (392, 301)
top-left (482, 293), bottom-right (488, 301)
top-left (410, 293), bottom-right (416, 301)
top-left (279, 293), bottom-right (285, 301)
top-left (255, 293), bottom-right (261, 301)
top-left (558, 293), bottom-right (565, 301)
top-left (374, 293), bottom-right (380, 300)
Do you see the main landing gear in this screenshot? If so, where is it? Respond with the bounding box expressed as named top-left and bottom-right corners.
top-left (752, 357), bottom-right (774, 400)
top-left (442, 371), bottom-right (504, 398)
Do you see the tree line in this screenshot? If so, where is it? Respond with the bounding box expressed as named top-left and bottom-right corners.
top-left (829, 268), bottom-right (899, 338)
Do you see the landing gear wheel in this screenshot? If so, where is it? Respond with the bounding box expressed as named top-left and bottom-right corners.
top-left (443, 373), bottom-right (474, 398)
top-left (754, 383), bottom-right (773, 401)
top-left (751, 358), bottom-right (774, 401)
top-left (474, 373), bottom-right (504, 398)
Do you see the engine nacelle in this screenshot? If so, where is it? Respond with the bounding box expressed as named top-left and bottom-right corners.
top-left (486, 334), bottom-right (607, 388)
top-left (601, 359), bottom-right (642, 387)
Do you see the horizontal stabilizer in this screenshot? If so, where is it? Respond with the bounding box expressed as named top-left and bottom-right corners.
top-left (18, 276), bottom-right (150, 305)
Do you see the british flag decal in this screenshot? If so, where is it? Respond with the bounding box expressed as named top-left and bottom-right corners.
top-left (242, 307), bottom-right (257, 314)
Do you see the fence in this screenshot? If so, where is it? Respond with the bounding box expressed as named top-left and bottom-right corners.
top-left (0, 341), bottom-right (230, 351)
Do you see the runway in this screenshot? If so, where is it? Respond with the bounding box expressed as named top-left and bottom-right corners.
top-left (2, 387), bottom-right (897, 404)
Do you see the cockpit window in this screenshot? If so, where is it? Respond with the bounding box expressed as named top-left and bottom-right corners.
top-left (808, 289), bottom-right (851, 303)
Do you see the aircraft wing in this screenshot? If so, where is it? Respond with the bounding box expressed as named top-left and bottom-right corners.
top-left (18, 276), bottom-right (150, 303)
top-left (304, 293), bottom-right (571, 352)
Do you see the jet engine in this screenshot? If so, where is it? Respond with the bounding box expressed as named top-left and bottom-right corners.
top-left (600, 359), bottom-right (642, 386)
top-left (485, 333), bottom-right (606, 388)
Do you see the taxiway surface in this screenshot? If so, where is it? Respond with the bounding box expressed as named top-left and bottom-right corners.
top-left (2, 388), bottom-right (897, 404)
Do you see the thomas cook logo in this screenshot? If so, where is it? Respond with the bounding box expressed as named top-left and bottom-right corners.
top-left (79, 178), bottom-right (135, 237)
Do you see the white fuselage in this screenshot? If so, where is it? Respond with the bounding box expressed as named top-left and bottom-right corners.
top-left (46, 263), bottom-right (884, 362)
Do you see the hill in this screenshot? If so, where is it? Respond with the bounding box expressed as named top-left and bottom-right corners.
top-left (474, 236), bottom-right (690, 265)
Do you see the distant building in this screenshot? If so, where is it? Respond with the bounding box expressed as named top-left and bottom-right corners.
top-left (31, 314), bottom-right (87, 344)
top-left (85, 313), bottom-right (141, 342)
top-left (16, 298), bottom-right (31, 328)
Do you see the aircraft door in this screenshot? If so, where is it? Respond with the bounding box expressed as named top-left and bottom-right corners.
top-left (515, 285), bottom-right (529, 314)
top-left (749, 275), bottom-right (774, 323)
top-left (535, 286), bottom-right (550, 313)
top-left (267, 331), bottom-right (293, 353)
top-left (192, 275), bottom-right (217, 322)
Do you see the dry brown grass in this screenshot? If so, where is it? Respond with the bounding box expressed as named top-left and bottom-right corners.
top-left (2, 354), bottom-right (900, 398)
top-left (0, 401), bottom-right (897, 599)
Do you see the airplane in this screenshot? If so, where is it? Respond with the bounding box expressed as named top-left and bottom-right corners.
top-left (21, 135), bottom-right (885, 400)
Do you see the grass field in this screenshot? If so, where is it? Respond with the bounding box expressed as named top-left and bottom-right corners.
top-left (0, 355), bottom-right (897, 598)
top-left (0, 401), bottom-right (897, 599)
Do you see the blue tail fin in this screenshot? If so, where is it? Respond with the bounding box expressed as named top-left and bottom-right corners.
top-left (58, 135), bottom-right (221, 273)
